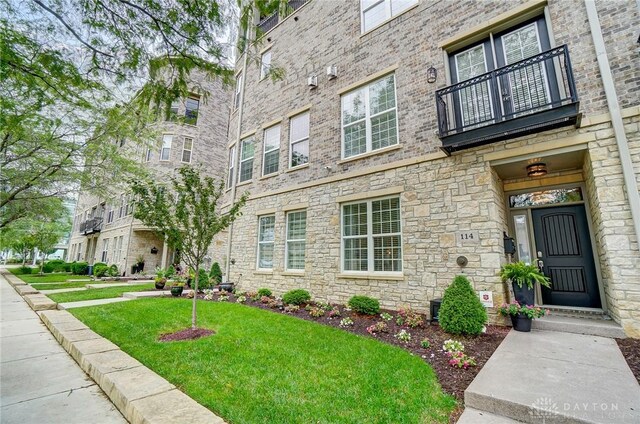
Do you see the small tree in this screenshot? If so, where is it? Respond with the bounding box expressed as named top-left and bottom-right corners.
top-left (31, 221), bottom-right (71, 274)
top-left (209, 262), bottom-right (223, 284)
top-left (131, 166), bottom-right (247, 329)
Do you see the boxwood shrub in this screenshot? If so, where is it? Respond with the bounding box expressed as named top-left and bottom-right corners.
top-left (439, 275), bottom-right (487, 336)
top-left (282, 289), bottom-right (311, 305)
top-left (93, 263), bottom-right (109, 277)
top-left (15, 266), bottom-right (33, 275)
top-left (44, 259), bottom-right (67, 273)
top-left (71, 261), bottom-right (89, 275)
top-left (257, 288), bottom-right (272, 298)
top-left (348, 295), bottom-right (380, 315)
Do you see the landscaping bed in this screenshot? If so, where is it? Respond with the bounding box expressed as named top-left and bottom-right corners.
top-left (617, 338), bottom-right (640, 384)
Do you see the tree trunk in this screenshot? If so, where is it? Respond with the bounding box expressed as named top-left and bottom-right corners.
top-left (191, 271), bottom-right (198, 329)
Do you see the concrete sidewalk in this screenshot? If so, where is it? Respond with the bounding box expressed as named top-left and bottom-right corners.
top-left (0, 275), bottom-right (125, 424)
top-left (460, 329), bottom-right (640, 423)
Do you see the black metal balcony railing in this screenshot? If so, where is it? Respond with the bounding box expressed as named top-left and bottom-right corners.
top-left (257, 0), bottom-right (309, 35)
top-left (436, 45), bottom-right (580, 153)
top-left (79, 217), bottom-right (103, 234)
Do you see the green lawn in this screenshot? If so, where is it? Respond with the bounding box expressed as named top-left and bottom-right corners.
top-left (13, 273), bottom-right (79, 284)
top-left (48, 283), bottom-right (156, 303)
top-left (71, 299), bottom-right (456, 423)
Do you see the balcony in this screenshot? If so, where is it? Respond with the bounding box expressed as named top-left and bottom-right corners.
top-left (436, 45), bottom-right (580, 154)
top-left (257, 0), bottom-right (310, 35)
top-left (79, 217), bottom-right (103, 235)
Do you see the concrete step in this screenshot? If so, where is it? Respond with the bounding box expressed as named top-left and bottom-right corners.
top-left (122, 290), bottom-right (194, 299)
top-left (457, 408), bottom-right (524, 423)
top-left (40, 287), bottom-right (88, 294)
top-left (58, 297), bottom-right (132, 310)
top-left (532, 315), bottom-right (626, 338)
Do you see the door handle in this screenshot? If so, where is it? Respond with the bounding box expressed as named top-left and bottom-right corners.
top-left (536, 251), bottom-right (544, 271)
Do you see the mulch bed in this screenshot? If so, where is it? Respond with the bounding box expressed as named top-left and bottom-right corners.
top-left (159, 327), bottom-right (215, 342)
top-left (183, 291), bottom-right (508, 404)
top-left (617, 338), bottom-right (640, 384)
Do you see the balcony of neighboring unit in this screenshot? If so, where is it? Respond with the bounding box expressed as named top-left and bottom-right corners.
top-left (436, 45), bottom-right (580, 154)
top-left (256, 0), bottom-right (309, 35)
top-left (79, 217), bottom-right (103, 235)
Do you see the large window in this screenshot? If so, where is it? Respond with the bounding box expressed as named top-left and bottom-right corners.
top-left (257, 215), bottom-right (275, 269)
top-left (360, 0), bottom-right (418, 33)
top-left (342, 197), bottom-right (402, 273)
top-left (227, 145), bottom-right (236, 189)
top-left (185, 97), bottom-right (199, 125)
top-left (116, 236), bottom-right (124, 263)
top-left (262, 125), bottom-right (280, 176)
top-left (145, 148), bottom-right (152, 162)
top-left (341, 74), bottom-right (398, 159)
top-left (101, 239), bottom-right (109, 263)
top-left (260, 49), bottom-right (272, 80)
top-left (289, 111), bottom-right (309, 168)
top-left (160, 134), bottom-right (172, 161)
top-left (182, 138), bottom-right (193, 163)
top-left (234, 72), bottom-right (242, 110)
top-left (239, 137), bottom-right (254, 183)
top-left (167, 101), bottom-right (179, 121)
top-left (286, 211), bottom-right (307, 270)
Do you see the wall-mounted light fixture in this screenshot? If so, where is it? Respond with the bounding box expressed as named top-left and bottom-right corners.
top-left (527, 163), bottom-right (547, 177)
top-left (150, 247), bottom-right (158, 254)
top-left (427, 66), bottom-right (437, 84)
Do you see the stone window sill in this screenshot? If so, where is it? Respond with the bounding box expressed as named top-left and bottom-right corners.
top-left (337, 144), bottom-right (402, 165)
top-left (337, 273), bottom-right (404, 281)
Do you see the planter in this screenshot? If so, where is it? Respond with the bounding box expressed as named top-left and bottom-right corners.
top-left (155, 281), bottom-right (166, 290)
top-left (170, 286), bottom-right (184, 297)
top-left (510, 313), bottom-right (533, 332)
top-left (512, 281), bottom-right (535, 306)
top-left (219, 282), bottom-right (234, 293)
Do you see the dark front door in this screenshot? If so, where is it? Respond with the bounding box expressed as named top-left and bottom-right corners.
top-left (532, 205), bottom-right (601, 308)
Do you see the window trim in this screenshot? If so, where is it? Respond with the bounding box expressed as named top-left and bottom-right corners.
top-left (289, 111), bottom-right (310, 169)
top-left (101, 238), bottom-right (109, 263)
top-left (340, 73), bottom-right (399, 160)
top-left (181, 137), bottom-right (193, 163)
top-left (260, 49), bottom-right (272, 80)
top-left (238, 137), bottom-right (254, 183)
top-left (360, 0), bottom-right (419, 35)
top-left (185, 96), bottom-right (200, 125)
top-left (234, 72), bottom-right (243, 110)
top-left (227, 145), bottom-right (236, 189)
top-left (256, 214), bottom-right (276, 270)
top-left (285, 210), bottom-right (307, 271)
top-left (340, 195), bottom-right (403, 275)
top-left (160, 134), bottom-right (172, 162)
top-left (262, 124), bottom-right (281, 176)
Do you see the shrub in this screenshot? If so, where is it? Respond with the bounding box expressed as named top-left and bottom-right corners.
top-left (282, 289), bottom-right (311, 305)
top-left (267, 299), bottom-right (280, 309)
top-left (348, 295), bottom-right (380, 315)
top-left (257, 288), bottom-right (272, 298)
top-left (44, 259), bottom-right (67, 273)
top-left (309, 307), bottom-right (325, 318)
top-left (197, 268), bottom-right (211, 290)
top-left (260, 296), bottom-right (271, 304)
top-left (420, 338), bottom-right (431, 349)
top-left (93, 263), bottom-right (109, 277)
top-left (41, 262), bottom-right (55, 273)
top-left (439, 275), bottom-right (487, 336)
top-left (71, 262), bottom-right (89, 275)
top-left (366, 321), bottom-right (388, 335)
top-left (107, 264), bottom-right (119, 277)
top-left (328, 307), bottom-right (341, 318)
top-left (209, 262), bottom-right (223, 284)
top-left (16, 266), bottom-right (33, 275)
top-left (284, 304), bottom-right (300, 313)
top-left (398, 306), bottom-right (424, 328)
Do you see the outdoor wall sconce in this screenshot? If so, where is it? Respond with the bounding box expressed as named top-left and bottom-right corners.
top-left (150, 247), bottom-right (158, 254)
top-left (456, 256), bottom-right (468, 267)
top-left (427, 66), bottom-right (437, 83)
top-left (230, 258), bottom-right (236, 265)
top-left (527, 163), bottom-right (547, 177)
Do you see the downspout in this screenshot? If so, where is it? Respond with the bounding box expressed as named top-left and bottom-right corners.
top-left (224, 7), bottom-right (253, 281)
top-left (585, 0), bottom-right (640, 246)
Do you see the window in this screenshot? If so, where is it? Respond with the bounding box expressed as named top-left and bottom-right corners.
top-left (289, 111), bottom-right (309, 168)
top-left (238, 137), bottom-right (254, 183)
top-left (262, 125), bottom-right (280, 176)
top-left (341, 73), bottom-right (398, 159)
top-left (360, 0), bottom-right (418, 33)
top-left (342, 197), bottom-right (402, 273)
top-left (145, 148), bottom-right (152, 162)
top-left (227, 145), bottom-right (236, 189)
top-left (185, 97), bottom-right (199, 125)
top-left (260, 49), bottom-right (272, 80)
top-left (77, 242), bottom-right (82, 261)
top-left (160, 134), bottom-right (172, 161)
top-left (116, 236), bottom-right (124, 263)
top-left (118, 194), bottom-right (124, 219)
top-left (106, 205), bottom-right (114, 224)
top-left (125, 194), bottom-right (133, 216)
top-left (182, 138), bottom-right (193, 163)
top-left (257, 215), bottom-right (275, 269)
top-left (234, 73), bottom-right (242, 110)
top-left (111, 237), bottom-right (118, 263)
top-left (286, 211), bottom-right (306, 270)
top-left (101, 238), bottom-right (109, 263)
top-left (167, 101), bottom-right (179, 121)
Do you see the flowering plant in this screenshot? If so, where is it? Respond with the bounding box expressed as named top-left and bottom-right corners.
top-left (395, 329), bottom-right (411, 342)
top-left (498, 301), bottom-right (547, 319)
top-left (366, 321), bottom-right (388, 335)
top-left (380, 312), bottom-right (393, 321)
top-left (398, 306), bottom-right (424, 328)
top-left (284, 304), bottom-right (299, 313)
top-left (309, 307), bottom-right (325, 318)
top-left (420, 338), bottom-right (430, 349)
top-left (328, 307), bottom-right (341, 318)
top-left (236, 295), bottom-right (247, 303)
top-left (203, 289), bottom-right (215, 301)
top-left (339, 317), bottom-right (354, 327)
top-left (218, 292), bottom-right (229, 301)
top-left (447, 350), bottom-right (477, 369)
top-left (442, 339), bottom-right (464, 353)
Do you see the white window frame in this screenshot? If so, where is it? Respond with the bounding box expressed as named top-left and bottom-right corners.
top-left (145, 148), bottom-right (152, 162)
top-left (340, 196), bottom-right (403, 274)
top-left (256, 215), bottom-right (275, 270)
top-left (101, 238), bottom-right (109, 263)
top-left (340, 73), bottom-right (399, 159)
top-left (107, 206), bottom-right (114, 223)
top-left (116, 236), bottom-right (124, 263)
top-left (289, 111), bottom-right (310, 168)
top-left (262, 125), bottom-right (280, 176)
top-left (360, 0), bottom-right (418, 33)
top-left (260, 49), bottom-right (272, 80)
top-left (285, 210), bottom-right (307, 271)
top-left (182, 137), bottom-right (193, 163)
top-left (118, 194), bottom-right (124, 219)
top-left (160, 134), bottom-right (172, 161)
top-left (234, 72), bottom-right (242, 110)
top-left (238, 137), bottom-right (254, 183)
top-left (227, 145), bottom-right (236, 189)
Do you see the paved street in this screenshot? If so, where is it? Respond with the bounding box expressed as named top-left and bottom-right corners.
top-left (0, 274), bottom-right (125, 424)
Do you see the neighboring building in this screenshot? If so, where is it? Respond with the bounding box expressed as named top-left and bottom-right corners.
top-left (68, 71), bottom-right (231, 275)
top-left (48, 198), bottom-right (77, 260)
top-left (224, 0), bottom-right (640, 336)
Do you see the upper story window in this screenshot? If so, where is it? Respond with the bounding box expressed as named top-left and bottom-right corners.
top-left (227, 145), bottom-right (236, 189)
top-left (144, 147), bottom-right (152, 163)
top-left (341, 73), bottom-right (398, 159)
top-left (262, 125), bottom-right (280, 176)
top-left (289, 111), bottom-right (309, 168)
top-left (160, 134), bottom-right (172, 161)
top-left (257, 215), bottom-right (275, 270)
top-left (260, 50), bottom-right (272, 80)
top-left (360, 0), bottom-right (418, 33)
top-left (185, 97), bottom-right (199, 125)
top-left (238, 137), bottom-right (254, 183)
top-left (167, 100), bottom-right (179, 121)
top-left (234, 73), bottom-right (242, 110)
top-left (182, 138), bottom-right (193, 163)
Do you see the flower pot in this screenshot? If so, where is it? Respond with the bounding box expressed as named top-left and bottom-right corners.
top-left (220, 283), bottom-right (234, 293)
top-left (512, 281), bottom-right (535, 306)
top-left (170, 286), bottom-right (184, 297)
top-left (155, 281), bottom-right (166, 290)
top-left (510, 313), bottom-right (532, 332)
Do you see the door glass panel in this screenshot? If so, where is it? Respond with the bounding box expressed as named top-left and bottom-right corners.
top-left (513, 214), bottom-right (533, 265)
top-left (509, 187), bottom-right (583, 208)
top-left (455, 45), bottom-right (493, 128)
top-left (502, 24), bottom-right (549, 115)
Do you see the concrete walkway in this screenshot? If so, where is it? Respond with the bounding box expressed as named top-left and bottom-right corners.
top-left (460, 329), bottom-right (640, 423)
top-left (0, 275), bottom-right (125, 423)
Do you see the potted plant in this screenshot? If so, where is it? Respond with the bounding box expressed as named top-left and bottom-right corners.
top-left (170, 271), bottom-right (187, 296)
top-left (500, 261), bottom-right (550, 306)
top-left (219, 280), bottom-right (234, 293)
top-left (154, 267), bottom-right (167, 290)
top-left (135, 254), bottom-right (145, 273)
top-left (499, 301), bottom-right (547, 332)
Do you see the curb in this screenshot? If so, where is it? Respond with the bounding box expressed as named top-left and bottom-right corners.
top-left (39, 310), bottom-right (226, 424)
